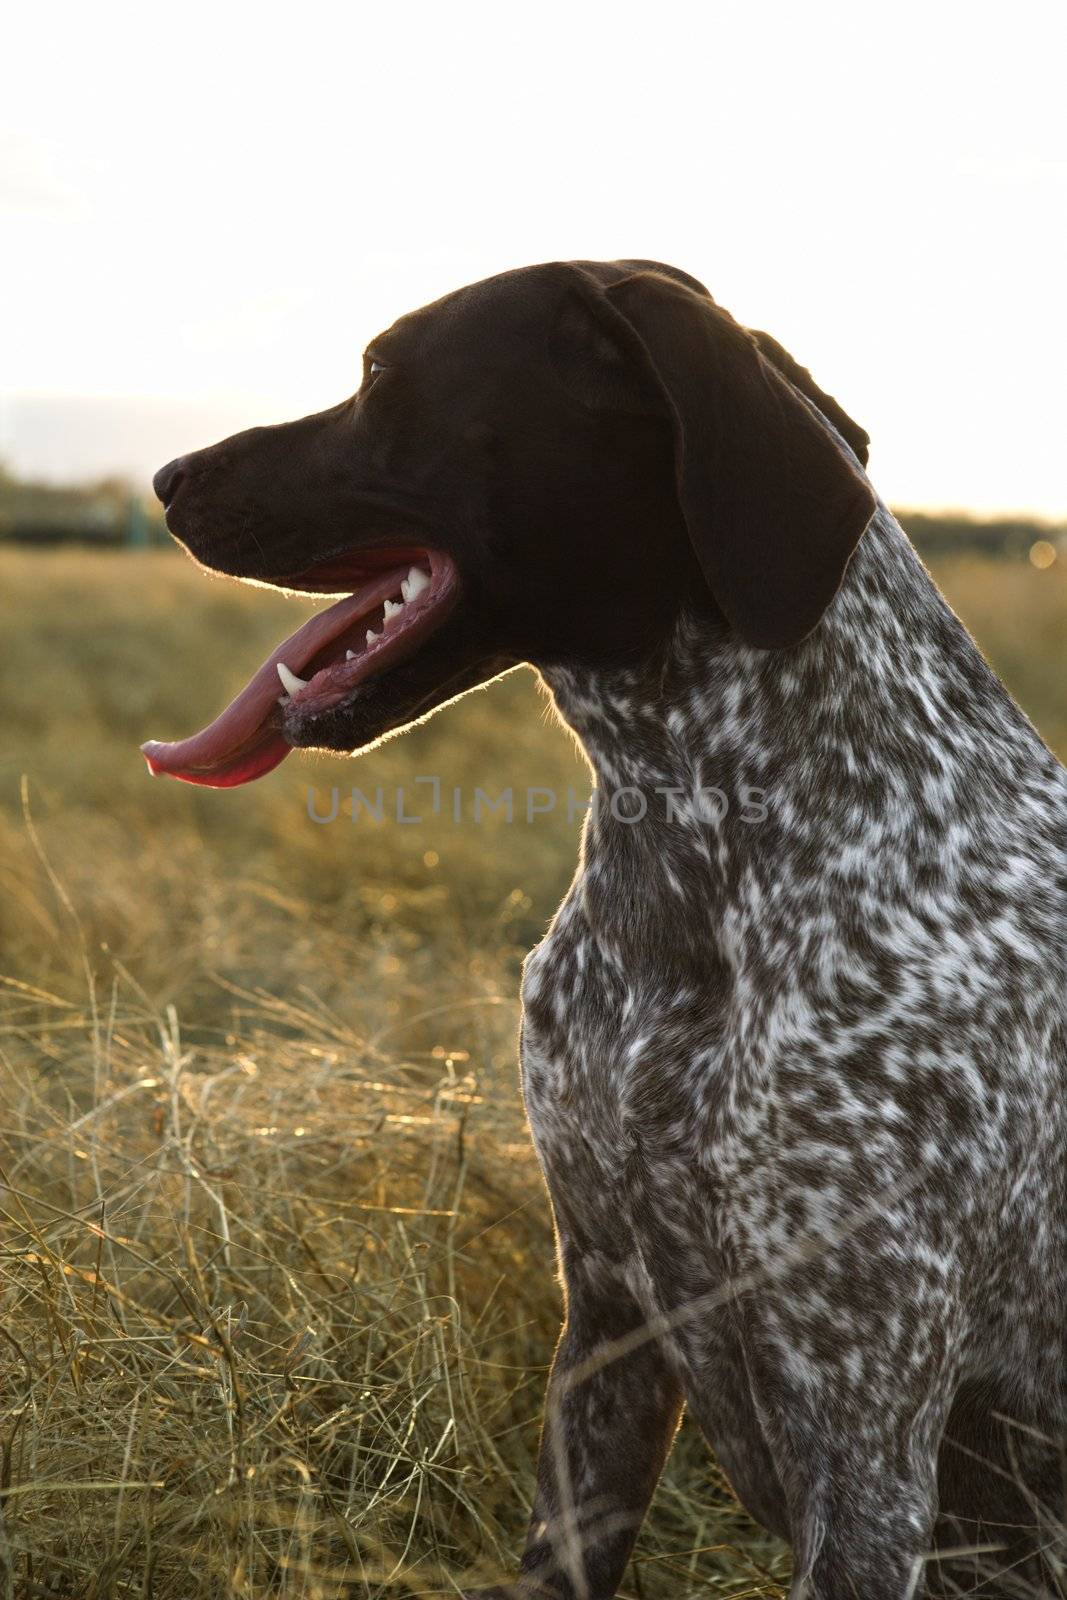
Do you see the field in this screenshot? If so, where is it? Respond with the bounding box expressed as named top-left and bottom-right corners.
top-left (1, 545), bottom-right (1064, 1599)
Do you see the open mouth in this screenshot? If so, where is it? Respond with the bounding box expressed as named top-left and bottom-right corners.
top-left (141, 547), bottom-right (459, 787)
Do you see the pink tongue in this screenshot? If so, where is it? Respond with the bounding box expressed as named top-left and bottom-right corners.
top-left (141, 568), bottom-right (407, 788)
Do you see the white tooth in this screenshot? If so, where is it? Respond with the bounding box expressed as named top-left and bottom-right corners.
top-left (406, 565), bottom-right (430, 598)
top-left (277, 662), bottom-right (308, 696)
top-left (366, 628), bottom-right (380, 646)
top-left (383, 599), bottom-right (404, 621)
top-left (400, 579), bottom-right (412, 602)
top-left (345, 649), bottom-right (356, 660)
top-left (277, 693), bottom-right (290, 706)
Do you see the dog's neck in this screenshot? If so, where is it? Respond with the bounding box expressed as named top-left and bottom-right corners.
top-left (540, 506), bottom-right (1054, 978)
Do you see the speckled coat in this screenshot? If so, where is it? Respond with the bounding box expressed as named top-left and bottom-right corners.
top-left (515, 506), bottom-right (1067, 1599)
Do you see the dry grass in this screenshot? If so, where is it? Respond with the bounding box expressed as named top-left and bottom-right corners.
top-left (0, 868), bottom-right (782, 1598)
top-left (0, 543), bottom-right (1063, 1598)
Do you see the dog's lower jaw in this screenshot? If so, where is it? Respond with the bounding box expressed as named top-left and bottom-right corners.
top-left (284, 651), bottom-right (511, 757)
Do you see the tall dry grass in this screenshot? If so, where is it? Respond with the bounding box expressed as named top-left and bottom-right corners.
top-left (0, 544), bottom-right (1063, 1597)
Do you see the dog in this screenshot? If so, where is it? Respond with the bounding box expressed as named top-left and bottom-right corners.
top-left (147, 261), bottom-right (1067, 1599)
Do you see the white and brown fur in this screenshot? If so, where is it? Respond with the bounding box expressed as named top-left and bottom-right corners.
top-left (511, 499), bottom-right (1067, 1599)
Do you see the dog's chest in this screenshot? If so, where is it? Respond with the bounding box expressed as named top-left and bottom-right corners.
top-left (519, 889), bottom-right (730, 1248)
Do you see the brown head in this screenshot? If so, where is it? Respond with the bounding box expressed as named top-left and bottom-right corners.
top-left (144, 259), bottom-right (874, 786)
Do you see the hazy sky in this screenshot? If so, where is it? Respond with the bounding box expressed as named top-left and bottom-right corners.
top-left (3, 2), bottom-right (1065, 513)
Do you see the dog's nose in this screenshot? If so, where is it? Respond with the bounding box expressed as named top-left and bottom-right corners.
top-left (152, 456), bottom-right (188, 508)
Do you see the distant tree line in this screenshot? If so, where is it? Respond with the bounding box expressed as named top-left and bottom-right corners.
top-left (0, 464), bottom-right (168, 547)
top-left (896, 511), bottom-right (1064, 561)
top-left (0, 462), bottom-right (1062, 559)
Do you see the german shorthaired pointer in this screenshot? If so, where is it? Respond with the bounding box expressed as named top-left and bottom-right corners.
top-left (146, 261), bottom-right (1067, 1598)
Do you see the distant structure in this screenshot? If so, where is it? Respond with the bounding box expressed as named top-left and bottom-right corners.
top-left (0, 467), bottom-right (168, 547)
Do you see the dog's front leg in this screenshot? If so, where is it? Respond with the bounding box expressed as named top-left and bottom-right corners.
top-left (470, 1249), bottom-right (684, 1600)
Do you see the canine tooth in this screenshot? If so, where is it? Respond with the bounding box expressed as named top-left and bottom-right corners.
top-left (383, 599), bottom-right (404, 621)
top-left (400, 578), bottom-right (412, 602)
top-left (346, 649), bottom-right (356, 660)
top-left (277, 694), bottom-right (290, 706)
top-left (366, 628), bottom-right (380, 646)
top-left (277, 662), bottom-right (309, 696)
top-left (405, 565), bottom-right (430, 598)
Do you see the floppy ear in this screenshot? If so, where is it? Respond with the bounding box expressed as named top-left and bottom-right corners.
top-left (548, 282), bottom-right (653, 415)
top-left (602, 271), bottom-right (876, 649)
top-left (748, 328), bottom-right (870, 467)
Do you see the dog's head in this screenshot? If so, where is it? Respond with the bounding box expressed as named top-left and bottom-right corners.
top-left (143, 260), bottom-right (874, 786)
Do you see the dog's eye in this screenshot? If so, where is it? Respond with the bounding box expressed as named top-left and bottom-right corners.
top-left (366, 359), bottom-right (386, 384)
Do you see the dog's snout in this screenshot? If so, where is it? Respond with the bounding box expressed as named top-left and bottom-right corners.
top-left (153, 456), bottom-right (189, 508)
